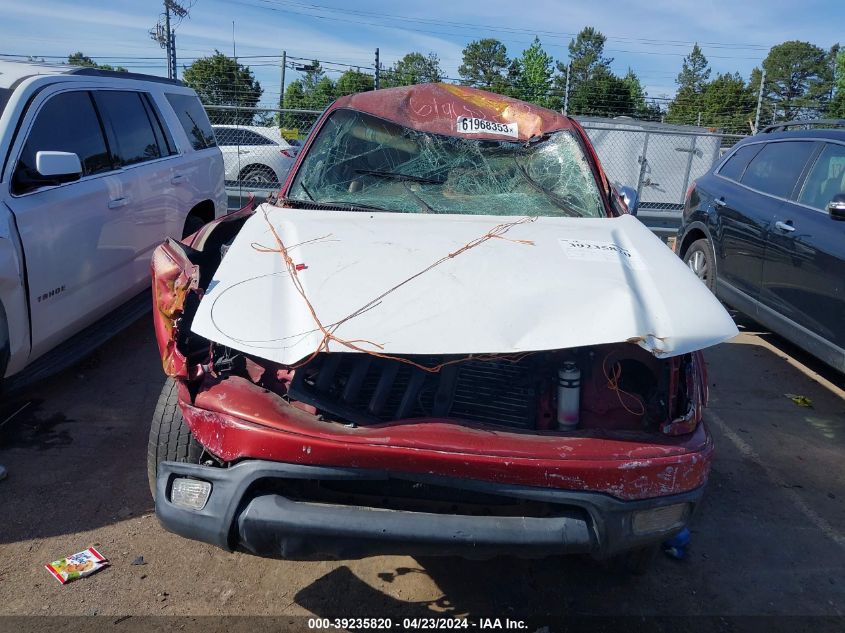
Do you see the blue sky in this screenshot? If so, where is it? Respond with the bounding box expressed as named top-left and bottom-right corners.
top-left (0, 0), bottom-right (842, 107)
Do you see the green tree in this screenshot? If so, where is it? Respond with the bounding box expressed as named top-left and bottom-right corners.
top-left (382, 52), bottom-right (443, 87)
top-left (566, 27), bottom-right (613, 85)
top-left (458, 38), bottom-right (510, 89)
top-left (622, 69), bottom-right (661, 120)
top-left (762, 40), bottom-right (835, 120)
top-left (699, 72), bottom-right (756, 133)
top-left (677, 44), bottom-right (711, 93)
top-left (830, 49), bottom-right (845, 117)
top-left (336, 69), bottom-right (374, 96)
top-left (67, 51), bottom-right (127, 72)
top-left (183, 51), bottom-right (262, 124)
top-left (516, 37), bottom-right (557, 109)
top-left (569, 66), bottom-right (634, 117)
top-left (666, 45), bottom-right (713, 125)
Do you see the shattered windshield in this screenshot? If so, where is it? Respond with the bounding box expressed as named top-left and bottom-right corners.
top-left (288, 108), bottom-right (605, 218)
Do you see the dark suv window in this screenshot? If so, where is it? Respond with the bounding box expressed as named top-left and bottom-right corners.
top-left (797, 143), bottom-right (845, 210)
top-left (93, 91), bottom-right (169, 166)
top-left (166, 93), bottom-right (216, 150)
top-left (718, 143), bottom-right (761, 182)
top-left (12, 91), bottom-right (111, 195)
top-left (740, 141), bottom-right (816, 198)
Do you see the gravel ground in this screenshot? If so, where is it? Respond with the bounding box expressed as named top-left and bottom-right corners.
top-left (0, 315), bottom-right (843, 624)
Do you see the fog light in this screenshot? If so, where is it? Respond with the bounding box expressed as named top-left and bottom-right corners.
top-left (170, 478), bottom-right (212, 510)
top-left (632, 503), bottom-right (689, 535)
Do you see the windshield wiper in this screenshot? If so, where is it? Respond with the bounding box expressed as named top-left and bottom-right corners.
top-left (280, 196), bottom-right (389, 213)
top-left (511, 156), bottom-right (579, 218)
top-left (355, 169), bottom-right (443, 185)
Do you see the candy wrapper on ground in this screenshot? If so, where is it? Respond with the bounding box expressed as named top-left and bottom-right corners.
top-left (45, 547), bottom-right (109, 584)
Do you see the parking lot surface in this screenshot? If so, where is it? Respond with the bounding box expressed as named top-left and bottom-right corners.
top-left (0, 313), bottom-right (843, 619)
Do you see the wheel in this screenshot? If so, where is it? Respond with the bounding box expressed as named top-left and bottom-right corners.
top-left (147, 378), bottom-right (203, 500)
top-left (239, 165), bottom-right (278, 187)
top-left (683, 238), bottom-right (716, 291)
top-left (181, 213), bottom-right (206, 239)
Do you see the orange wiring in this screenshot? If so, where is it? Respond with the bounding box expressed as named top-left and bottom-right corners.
top-left (254, 207), bottom-right (538, 372)
top-left (602, 351), bottom-right (646, 417)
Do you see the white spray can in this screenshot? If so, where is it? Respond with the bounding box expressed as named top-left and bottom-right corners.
top-left (557, 362), bottom-right (581, 430)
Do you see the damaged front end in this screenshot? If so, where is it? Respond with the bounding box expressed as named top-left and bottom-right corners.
top-left (151, 217), bottom-right (713, 504)
top-left (150, 229), bottom-right (713, 560)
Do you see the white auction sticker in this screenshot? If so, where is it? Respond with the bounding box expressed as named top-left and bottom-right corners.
top-left (456, 116), bottom-right (518, 138)
top-left (558, 238), bottom-right (645, 270)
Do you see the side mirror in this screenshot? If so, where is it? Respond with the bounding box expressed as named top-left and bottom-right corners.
top-left (617, 185), bottom-right (639, 216)
top-left (35, 151), bottom-right (82, 182)
top-left (828, 193), bottom-right (845, 221)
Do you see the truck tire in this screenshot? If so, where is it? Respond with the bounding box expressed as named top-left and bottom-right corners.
top-left (147, 378), bottom-right (203, 500)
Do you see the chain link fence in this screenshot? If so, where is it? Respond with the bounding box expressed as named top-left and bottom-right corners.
top-left (203, 105), bottom-right (323, 209)
top-left (205, 105), bottom-right (749, 236)
top-left (577, 117), bottom-right (747, 238)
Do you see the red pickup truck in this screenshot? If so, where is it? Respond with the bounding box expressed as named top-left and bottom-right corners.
top-left (147, 84), bottom-right (737, 571)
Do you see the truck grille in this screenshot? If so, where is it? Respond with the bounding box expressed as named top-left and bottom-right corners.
top-left (288, 353), bottom-right (539, 430)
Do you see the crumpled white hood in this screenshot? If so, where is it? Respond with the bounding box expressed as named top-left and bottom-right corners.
top-left (190, 204), bottom-right (738, 365)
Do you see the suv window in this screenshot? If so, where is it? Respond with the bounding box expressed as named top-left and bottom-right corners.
top-left (166, 93), bottom-right (216, 150)
top-left (93, 91), bottom-right (168, 166)
top-left (718, 143), bottom-right (761, 182)
top-left (797, 143), bottom-right (845, 210)
top-left (741, 141), bottom-right (816, 198)
top-left (12, 91), bottom-right (111, 195)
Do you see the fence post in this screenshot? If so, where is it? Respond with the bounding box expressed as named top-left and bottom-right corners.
top-left (754, 69), bottom-right (766, 134)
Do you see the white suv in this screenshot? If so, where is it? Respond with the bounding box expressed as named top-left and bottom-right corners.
top-left (0, 61), bottom-right (227, 391)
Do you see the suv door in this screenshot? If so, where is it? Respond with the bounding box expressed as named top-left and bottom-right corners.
top-left (711, 142), bottom-right (767, 300)
top-left (92, 90), bottom-right (182, 288)
top-left (763, 141), bottom-right (845, 359)
top-left (4, 89), bottom-right (127, 358)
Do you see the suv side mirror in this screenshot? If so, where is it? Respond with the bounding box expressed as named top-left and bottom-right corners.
top-left (617, 185), bottom-right (639, 216)
top-left (35, 151), bottom-right (82, 182)
top-left (828, 193), bottom-right (845, 221)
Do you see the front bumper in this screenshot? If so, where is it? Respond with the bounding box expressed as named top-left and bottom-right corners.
top-left (156, 460), bottom-right (704, 560)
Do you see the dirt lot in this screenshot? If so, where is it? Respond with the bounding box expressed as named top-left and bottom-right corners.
top-left (0, 313), bottom-right (844, 624)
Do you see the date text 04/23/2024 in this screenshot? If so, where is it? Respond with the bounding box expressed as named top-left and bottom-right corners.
top-left (307, 618), bottom-right (528, 630)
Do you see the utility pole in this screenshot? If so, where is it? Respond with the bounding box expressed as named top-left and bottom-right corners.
top-left (170, 32), bottom-right (177, 79)
top-left (150, 0), bottom-right (188, 80)
top-left (754, 69), bottom-right (766, 134)
top-left (164, 8), bottom-right (172, 78)
top-left (375, 48), bottom-right (380, 90)
top-left (563, 63), bottom-right (571, 116)
top-left (280, 51), bottom-right (287, 108)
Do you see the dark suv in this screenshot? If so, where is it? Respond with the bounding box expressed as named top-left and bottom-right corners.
top-left (677, 120), bottom-right (845, 373)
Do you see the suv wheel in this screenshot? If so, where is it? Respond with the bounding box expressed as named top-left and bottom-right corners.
top-left (683, 238), bottom-right (716, 291)
top-left (147, 378), bottom-right (203, 500)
